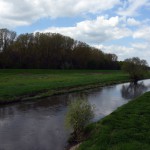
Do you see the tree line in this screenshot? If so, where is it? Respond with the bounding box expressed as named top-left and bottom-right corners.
top-left (0, 28), bottom-right (120, 69)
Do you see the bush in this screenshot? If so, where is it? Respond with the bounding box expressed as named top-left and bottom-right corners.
top-left (66, 98), bottom-right (94, 141)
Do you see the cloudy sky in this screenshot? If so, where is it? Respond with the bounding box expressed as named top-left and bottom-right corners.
top-left (0, 0), bottom-right (150, 64)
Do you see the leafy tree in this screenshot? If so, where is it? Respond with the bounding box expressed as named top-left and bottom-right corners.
top-left (122, 57), bottom-right (148, 83)
top-left (0, 28), bottom-right (122, 70)
top-left (65, 98), bottom-right (94, 141)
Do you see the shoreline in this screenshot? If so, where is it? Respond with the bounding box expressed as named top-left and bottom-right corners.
top-left (77, 91), bottom-right (150, 150)
top-left (0, 79), bottom-right (130, 105)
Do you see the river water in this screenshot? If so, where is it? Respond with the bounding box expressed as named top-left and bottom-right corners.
top-left (0, 79), bottom-right (150, 150)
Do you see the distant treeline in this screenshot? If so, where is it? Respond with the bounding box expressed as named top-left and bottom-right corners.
top-left (0, 28), bottom-right (120, 69)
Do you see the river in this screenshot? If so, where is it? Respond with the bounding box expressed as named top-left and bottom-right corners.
top-left (0, 79), bottom-right (150, 150)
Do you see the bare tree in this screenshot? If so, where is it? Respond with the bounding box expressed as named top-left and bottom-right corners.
top-left (0, 28), bottom-right (16, 51)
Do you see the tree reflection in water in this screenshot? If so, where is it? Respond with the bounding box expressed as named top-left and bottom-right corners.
top-left (121, 81), bottom-right (148, 99)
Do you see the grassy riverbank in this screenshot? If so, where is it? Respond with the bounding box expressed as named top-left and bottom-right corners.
top-left (0, 69), bottom-right (130, 103)
top-left (78, 92), bottom-right (150, 150)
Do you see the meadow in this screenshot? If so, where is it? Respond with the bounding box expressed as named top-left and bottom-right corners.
top-left (0, 69), bottom-right (129, 103)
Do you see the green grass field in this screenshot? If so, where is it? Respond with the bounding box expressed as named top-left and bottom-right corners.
top-left (78, 92), bottom-right (150, 150)
top-left (0, 69), bottom-right (129, 103)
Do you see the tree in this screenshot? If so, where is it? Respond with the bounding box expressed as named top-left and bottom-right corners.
top-left (122, 57), bottom-right (148, 83)
top-left (0, 28), bottom-right (121, 70)
top-left (0, 28), bottom-right (16, 51)
top-left (65, 98), bottom-right (94, 141)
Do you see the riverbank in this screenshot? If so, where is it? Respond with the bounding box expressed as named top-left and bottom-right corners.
top-left (0, 69), bottom-right (130, 104)
top-left (0, 69), bottom-right (150, 104)
top-left (78, 91), bottom-right (150, 150)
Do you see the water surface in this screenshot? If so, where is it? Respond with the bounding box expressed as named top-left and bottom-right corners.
top-left (0, 79), bottom-right (150, 150)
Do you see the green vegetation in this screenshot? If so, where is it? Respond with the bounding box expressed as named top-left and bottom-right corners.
top-left (0, 69), bottom-right (129, 103)
top-left (78, 92), bottom-right (150, 150)
top-left (66, 98), bottom-right (94, 141)
top-left (122, 57), bottom-right (148, 83)
top-left (0, 29), bottom-right (119, 70)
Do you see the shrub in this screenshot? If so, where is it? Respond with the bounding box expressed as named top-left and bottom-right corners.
top-left (66, 98), bottom-right (94, 141)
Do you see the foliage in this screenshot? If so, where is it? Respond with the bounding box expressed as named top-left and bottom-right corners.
top-left (66, 98), bottom-right (94, 141)
top-left (0, 28), bottom-right (119, 69)
top-left (122, 57), bottom-right (148, 83)
top-left (78, 92), bottom-right (150, 150)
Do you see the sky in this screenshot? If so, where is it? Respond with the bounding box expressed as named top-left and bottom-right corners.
top-left (0, 0), bottom-right (150, 65)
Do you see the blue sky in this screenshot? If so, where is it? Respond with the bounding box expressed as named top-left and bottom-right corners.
top-left (0, 0), bottom-right (150, 64)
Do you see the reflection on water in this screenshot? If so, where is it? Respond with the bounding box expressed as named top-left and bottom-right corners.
top-left (0, 95), bottom-right (71, 150)
top-left (121, 81), bottom-right (148, 99)
top-left (0, 79), bottom-right (150, 150)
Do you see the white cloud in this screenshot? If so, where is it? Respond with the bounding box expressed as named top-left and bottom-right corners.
top-left (39, 16), bottom-right (132, 44)
top-left (131, 42), bottom-right (150, 64)
top-left (131, 42), bottom-right (149, 50)
top-left (133, 26), bottom-right (150, 41)
top-left (0, 0), bottom-right (120, 28)
top-left (93, 44), bottom-right (150, 65)
top-left (127, 18), bottom-right (140, 26)
top-left (0, 0), bottom-right (45, 27)
top-left (117, 0), bottom-right (149, 16)
top-left (0, 0), bottom-right (149, 65)
top-left (94, 44), bottom-right (134, 58)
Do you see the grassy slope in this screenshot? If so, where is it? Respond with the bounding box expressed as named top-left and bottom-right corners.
top-left (79, 92), bottom-right (150, 150)
top-left (0, 69), bottom-right (129, 102)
